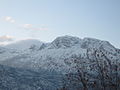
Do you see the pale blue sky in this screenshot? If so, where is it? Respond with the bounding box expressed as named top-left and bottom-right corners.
top-left (0, 0), bottom-right (120, 48)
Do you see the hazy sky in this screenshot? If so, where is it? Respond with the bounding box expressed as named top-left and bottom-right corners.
top-left (0, 0), bottom-right (120, 48)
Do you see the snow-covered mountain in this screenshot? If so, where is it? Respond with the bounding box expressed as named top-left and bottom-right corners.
top-left (0, 35), bottom-right (120, 90)
top-left (0, 64), bottom-right (62, 90)
top-left (4, 39), bottom-right (43, 51)
top-left (0, 35), bottom-right (119, 71)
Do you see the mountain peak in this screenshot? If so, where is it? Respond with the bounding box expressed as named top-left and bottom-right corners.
top-left (50, 35), bottom-right (81, 48)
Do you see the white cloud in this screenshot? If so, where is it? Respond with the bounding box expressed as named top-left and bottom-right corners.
top-left (1, 16), bottom-right (48, 31)
top-left (22, 24), bottom-right (48, 31)
top-left (33, 27), bottom-right (48, 30)
top-left (23, 24), bottom-right (32, 29)
top-left (3, 16), bottom-right (15, 23)
top-left (4, 16), bottom-right (11, 21)
top-left (10, 19), bottom-right (15, 23)
top-left (0, 35), bottom-right (14, 42)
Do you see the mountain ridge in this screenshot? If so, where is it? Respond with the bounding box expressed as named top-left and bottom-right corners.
top-left (0, 35), bottom-right (119, 90)
top-left (2, 35), bottom-right (117, 50)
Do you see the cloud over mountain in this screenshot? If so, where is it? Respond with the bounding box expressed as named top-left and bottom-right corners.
top-left (0, 35), bottom-right (14, 42)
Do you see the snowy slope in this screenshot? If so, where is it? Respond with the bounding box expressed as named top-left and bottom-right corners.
top-left (4, 39), bottom-right (43, 51)
top-left (0, 35), bottom-right (119, 90)
top-left (0, 64), bottom-right (62, 90)
top-left (0, 35), bottom-right (119, 72)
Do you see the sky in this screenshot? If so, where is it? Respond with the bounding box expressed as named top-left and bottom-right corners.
top-left (0, 0), bottom-right (120, 48)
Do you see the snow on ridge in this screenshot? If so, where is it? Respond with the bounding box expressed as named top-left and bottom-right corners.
top-left (4, 39), bottom-right (43, 50)
top-left (1, 35), bottom-right (118, 50)
top-left (0, 35), bottom-right (119, 73)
